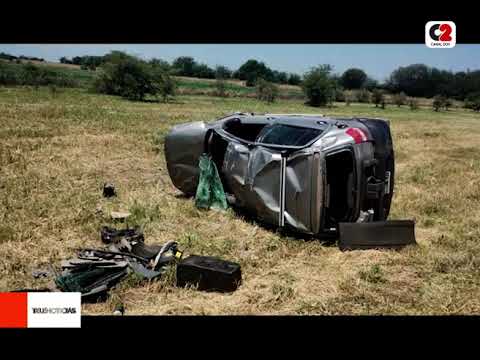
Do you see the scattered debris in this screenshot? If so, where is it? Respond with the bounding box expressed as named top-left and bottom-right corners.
top-left (176, 255), bottom-right (242, 293)
top-left (54, 226), bottom-right (183, 302)
top-left (101, 226), bottom-right (143, 244)
top-left (110, 211), bottom-right (131, 222)
top-left (103, 183), bottom-right (116, 198)
top-left (32, 269), bottom-right (51, 279)
top-left (338, 220), bottom-right (417, 251)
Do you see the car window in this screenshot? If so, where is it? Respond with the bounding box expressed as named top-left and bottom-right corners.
top-left (255, 124), bottom-right (323, 146)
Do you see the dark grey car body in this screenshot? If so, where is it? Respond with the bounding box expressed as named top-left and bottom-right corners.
top-left (165, 113), bottom-right (395, 237)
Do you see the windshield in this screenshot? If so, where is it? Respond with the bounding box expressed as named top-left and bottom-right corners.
top-left (255, 124), bottom-right (324, 146)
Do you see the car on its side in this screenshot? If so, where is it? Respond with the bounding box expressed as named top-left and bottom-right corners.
top-left (164, 113), bottom-right (395, 237)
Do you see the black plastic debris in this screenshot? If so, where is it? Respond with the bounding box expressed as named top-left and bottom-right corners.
top-left (54, 226), bottom-right (183, 302)
top-left (103, 183), bottom-right (116, 198)
top-left (101, 226), bottom-right (144, 245)
top-left (176, 255), bottom-right (242, 293)
top-left (338, 220), bottom-right (416, 251)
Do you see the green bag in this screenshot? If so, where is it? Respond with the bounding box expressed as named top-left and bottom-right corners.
top-left (195, 153), bottom-right (228, 210)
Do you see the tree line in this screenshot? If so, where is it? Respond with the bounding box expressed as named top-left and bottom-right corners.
top-left (2, 50), bottom-right (480, 110)
top-left (58, 54), bottom-right (302, 86)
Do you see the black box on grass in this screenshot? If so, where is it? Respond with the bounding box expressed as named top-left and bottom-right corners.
top-left (176, 255), bottom-right (241, 293)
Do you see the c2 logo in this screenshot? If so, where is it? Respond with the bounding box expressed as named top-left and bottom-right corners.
top-left (429, 23), bottom-right (453, 42)
top-left (425, 21), bottom-right (456, 48)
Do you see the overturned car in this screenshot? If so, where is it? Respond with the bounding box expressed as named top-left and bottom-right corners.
top-left (165, 113), bottom-right (395, 237)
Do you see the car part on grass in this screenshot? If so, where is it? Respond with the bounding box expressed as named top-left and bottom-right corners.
top-left (103, 183), bottom-right (116, 198)
top-left (165, 113), bottom-right (395, 237)
top-left (195, 153), bottom-right (228, 210)
top-left (32, 269), bottom-right (51, 279)
top-left (101, 226), bottom-right (144, 244)
top-left (54, 227), bottom-right (183, 302)
top-left (338, 220), bottom-right (416, 251)
top-left (176, 255), bottom-right (242, 293)
top-left (110, 211), bottom-right (131, 222)
top-left (55, 261), bottom-right (129, 303)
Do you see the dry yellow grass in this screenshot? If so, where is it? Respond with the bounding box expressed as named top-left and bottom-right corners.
top-left (1, 86), bottom-right (480, 315)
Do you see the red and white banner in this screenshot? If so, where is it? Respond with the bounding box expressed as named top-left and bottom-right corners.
top-left (0, 292), bottom-right (81, 328)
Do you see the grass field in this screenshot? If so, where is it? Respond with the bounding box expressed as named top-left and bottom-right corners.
top-left (1, 60), bottom-right (305, 98)
top-left (1, 86), bottom-right (480, 315)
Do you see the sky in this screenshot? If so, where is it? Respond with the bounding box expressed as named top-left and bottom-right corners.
top-left (1, 44), bottom-right (480, 81)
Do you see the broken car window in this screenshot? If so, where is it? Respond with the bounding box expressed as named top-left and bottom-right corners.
top-left (256, 124), bottom-right (324, 146)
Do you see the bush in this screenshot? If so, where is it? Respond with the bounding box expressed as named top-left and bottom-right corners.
top-left (392, 91), bottom-right (407, 107)
top-left (301, 65), bottom-right (336, 107)
top-left (155, 72), bottom-right (177, 102)
top-left (256, 78), bottom-right (279, 103)
top-left (408, 97), bottom-right (419, 110)
top-left (356, 88), bottom-right (371, 103)
top-left (93, 52), bottom-right (172, 101)
top-left (464, 93), bottom-right (480, 112)
top-left (433, 95), bottom-right (446, 112)
top-left (372, 89), bottom-right (385, 108)
top-left (0, 62), bottom-right (18, 85)
top-left (0, 62), bottom-right (77, 88)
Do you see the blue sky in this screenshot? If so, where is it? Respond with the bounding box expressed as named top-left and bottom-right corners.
top-left (1, 44), bottom-right (480, 81)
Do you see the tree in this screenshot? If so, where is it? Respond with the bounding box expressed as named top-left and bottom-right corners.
top-left (192, 63), bottom-right (215, 79)
top-left (236, 59), bottom-right (274, 86)
top-left (372, 89), bottom-right (385, 107)
top-left (149, 58), bottom-right (171, 73)
top-left (287, 73), bottom-right (302, 86)
top-left (172, 56), bottom-right (196, 77)
top-left (256, 78), bottom-right (279, 103)
top-left (215, 65), bottom-right (232, 79)
top-left (392, 91), bottom-right (407, 107)
top-left (272, 71), bottom-right (288, 84)
top-left (387, 64), bottom-right (431, 97)
top-left (363, 77), bottom-right (378, 91)
top-left (341, 68), bottom-right (367, 89)
top-left (59, 57), bottom-right (72, 64)
top-left (93, 52), bottom-right (159, 101)
top-left (301, 65), bottom-right (337, 107)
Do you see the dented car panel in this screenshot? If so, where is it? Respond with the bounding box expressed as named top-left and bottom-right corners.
top-left (164, 113), bottom-right (395, 236)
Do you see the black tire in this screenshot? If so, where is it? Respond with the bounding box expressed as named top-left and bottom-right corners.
top-left (358, 118), bottom-right (395, 220)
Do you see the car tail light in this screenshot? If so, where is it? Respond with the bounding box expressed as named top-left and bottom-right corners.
top-left (345, 128), bottom-right (368, 144)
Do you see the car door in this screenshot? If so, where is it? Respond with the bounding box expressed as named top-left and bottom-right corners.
top-left (222, 141), bottom-right (283, 227)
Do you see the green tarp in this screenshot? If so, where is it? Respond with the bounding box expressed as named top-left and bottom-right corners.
top-left (195, 154), bottom-right (228, 210)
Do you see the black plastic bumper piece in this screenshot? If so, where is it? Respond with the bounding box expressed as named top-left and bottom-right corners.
top-left (338, 220), bottom-right (416, 251)
top-left (176, 255), bottom-right (241, 292)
